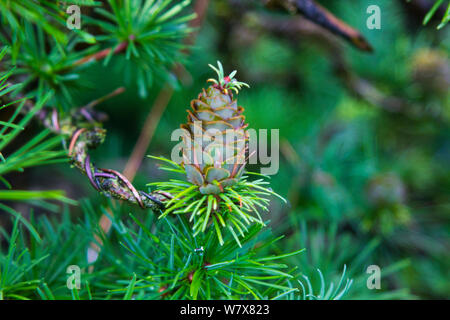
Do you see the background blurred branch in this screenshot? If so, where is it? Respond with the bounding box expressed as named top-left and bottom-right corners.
top-left (247, 12), bottom-right (445, 120)
top-left (264, 0), bottom-right (373, 52)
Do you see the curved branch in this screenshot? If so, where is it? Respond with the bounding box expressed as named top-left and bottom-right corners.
top-left (17, 88), bottom-right (168, 211)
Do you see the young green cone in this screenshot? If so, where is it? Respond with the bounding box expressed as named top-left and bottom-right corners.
top-left (150, 62), bottom-right (283, 242)
top-left (181, 62), bottom-right (250, 194)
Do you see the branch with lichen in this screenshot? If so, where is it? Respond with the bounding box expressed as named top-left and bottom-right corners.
top-left (13, 89), bottom-right (169, 211)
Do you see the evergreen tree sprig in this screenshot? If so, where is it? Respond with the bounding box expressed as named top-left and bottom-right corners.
top-left (148, 156), bottom-right (286, 246)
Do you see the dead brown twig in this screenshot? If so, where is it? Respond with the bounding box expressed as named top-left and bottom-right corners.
top-left (264, 0), bottom-right (373, 52)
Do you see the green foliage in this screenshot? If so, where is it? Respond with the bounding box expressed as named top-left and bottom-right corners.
top-left (0, 203), bottom-right (354, 300)
top-left (284, 221), bottom-right (413, 299)
top-left (0, 208), bottom-right (94, 300)
top-left (5, 23), bottom-right (95, 110)
top-left (0, 217), bottom-right (44, 300)
top-left (207, 61), bottom-right (249, 94)
top-left (0, 0), bottom-right (96, 44)
top-left (0, 0), bottom-right (194, 109)
top-left (0, 48), bottom-right (74, 230)
top-left (421, 0), bottom-right (450, 29)
top-left (98, 211), bottom-right (303, 300)
top-left (88, 0), bottom-right (195, 97)
top-left (148, 156), bottom-right (285, 246)
top-left (296, 266), bottom-right (353, 300)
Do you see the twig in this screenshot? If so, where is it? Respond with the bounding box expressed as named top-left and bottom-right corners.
top-left (264, 0), bottom-right (373, 52)
top-left (11, 87), bottom-right (169, 211)
top-left (72, 40), bottom-right (130, 67)
top-left (123, 83), bottom-right (175, 181)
